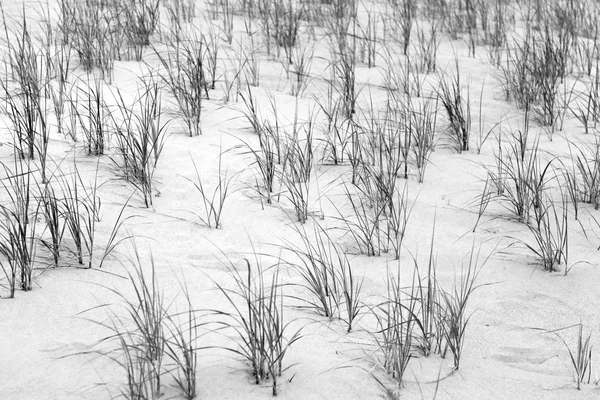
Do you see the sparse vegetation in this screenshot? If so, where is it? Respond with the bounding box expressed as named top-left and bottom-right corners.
top-left (2, 1), bottom-right (599, 399)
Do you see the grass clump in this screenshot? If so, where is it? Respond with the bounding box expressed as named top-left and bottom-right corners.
top-left (210, 252), bottom-right (303, 396)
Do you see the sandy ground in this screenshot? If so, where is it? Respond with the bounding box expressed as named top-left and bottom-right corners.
top-left (1, 0), bottom-right (599, 399)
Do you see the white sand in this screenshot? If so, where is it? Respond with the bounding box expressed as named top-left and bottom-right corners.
top-left (1, 1), bottom-right (599, 399)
